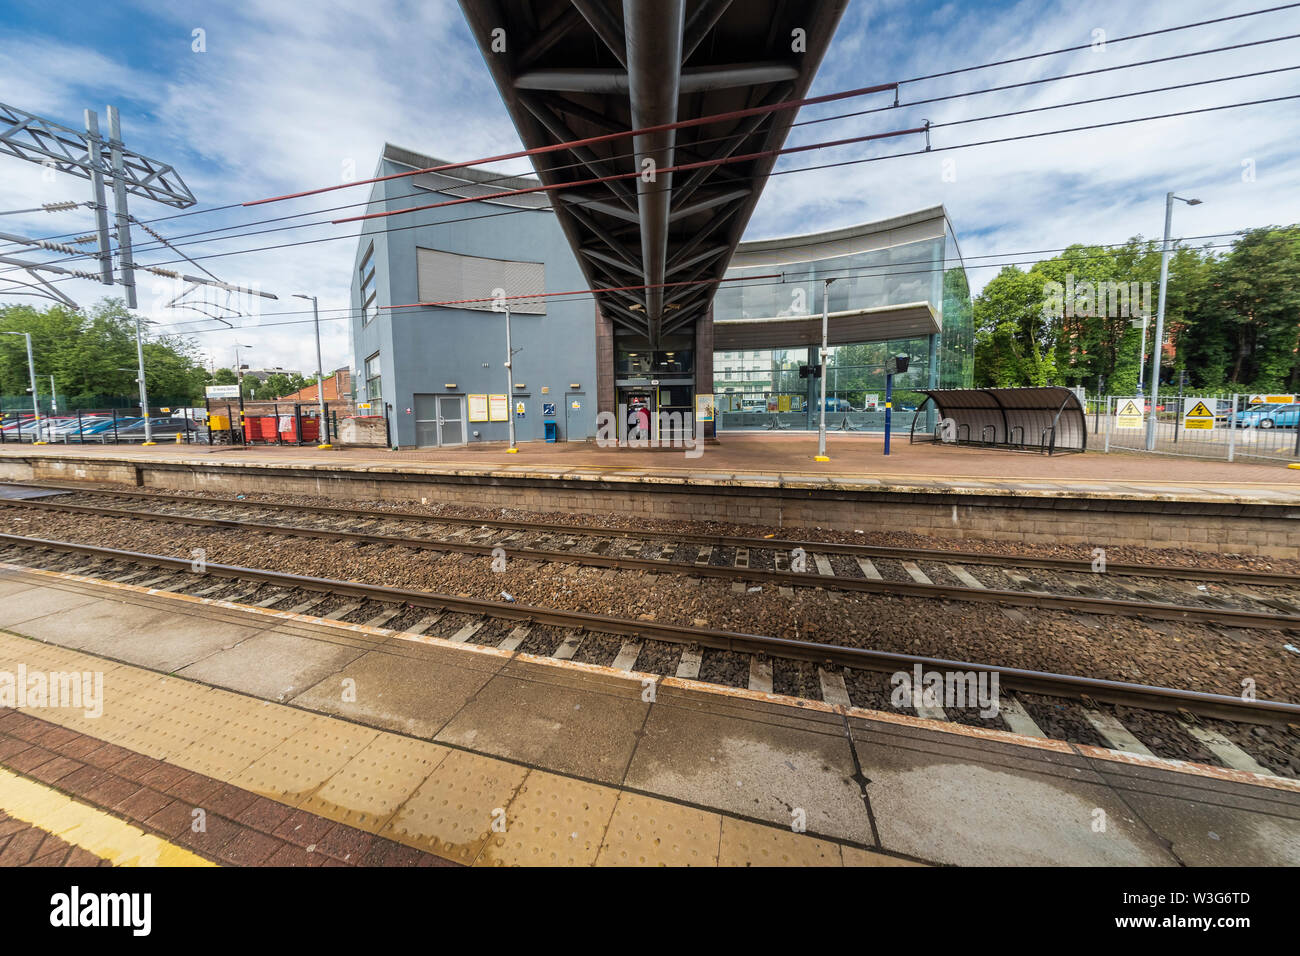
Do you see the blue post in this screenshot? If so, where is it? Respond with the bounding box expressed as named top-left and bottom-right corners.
top-left (884, 372), bottom-right (893, 456)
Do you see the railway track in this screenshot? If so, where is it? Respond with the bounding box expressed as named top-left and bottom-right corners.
top-left (2, 484), bottom-right (1298, 631)
top-left (0, 531), bottom-right (1297, 781)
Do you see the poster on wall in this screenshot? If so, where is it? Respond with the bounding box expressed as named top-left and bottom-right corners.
top-left (695, 393), bottom-right (714, 423)
top-left (468, 394), bottom-right (489, 422)
top-left (488, 394), bottom-right (509, 421)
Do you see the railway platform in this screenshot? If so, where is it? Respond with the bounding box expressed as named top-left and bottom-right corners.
top-left (0, 436), bottom-right (1296, 558)
top-left (0, 566), bottom-right (1295, 867)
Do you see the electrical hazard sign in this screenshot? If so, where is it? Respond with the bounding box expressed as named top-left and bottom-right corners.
top-left (1183, 398), bottom-right (1215, 430)
top-left (1115, 398), bottom-right (1144, 429)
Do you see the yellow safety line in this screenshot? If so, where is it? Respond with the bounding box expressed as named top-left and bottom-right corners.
top-left (0, 766), bottom-right (215, 867)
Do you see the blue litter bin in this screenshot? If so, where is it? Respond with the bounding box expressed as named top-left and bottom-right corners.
top-left (544, 421), bottom-right (557, 442)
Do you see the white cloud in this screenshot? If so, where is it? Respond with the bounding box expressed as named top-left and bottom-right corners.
top-left (1, 0), bottom-right (1297, 376)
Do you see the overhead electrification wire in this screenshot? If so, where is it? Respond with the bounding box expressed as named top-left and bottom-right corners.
top-left (5, 11), bottom-right (1295, 258)
top-left (20, 88), bottom-right (1299, 295)
top-left (14, 54), bottom-right (1289, 275)
top-left (141, 234), bottom-right (1281, 337)
top-left (240, 2), bottom-right (1300, 207)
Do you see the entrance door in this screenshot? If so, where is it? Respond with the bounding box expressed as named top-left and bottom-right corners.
top-left (437, 395), bottom-right (465, 445)
top-left (413, 394), bottom-right (438, 447)
top-left (564, 392), bottom-right (586, 441)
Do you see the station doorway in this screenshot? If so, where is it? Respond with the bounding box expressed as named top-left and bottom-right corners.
top-left (413, 393), bottom-right (466, 447)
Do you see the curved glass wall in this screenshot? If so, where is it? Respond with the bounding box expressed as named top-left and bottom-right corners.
top-left (711, 218), bottom-right (973, 431)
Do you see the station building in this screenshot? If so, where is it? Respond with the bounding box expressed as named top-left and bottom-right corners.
top-left (349, 144), bottom-right (973, 447)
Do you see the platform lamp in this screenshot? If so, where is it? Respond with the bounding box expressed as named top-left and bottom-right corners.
top-left (292, 293), bottom-right (333, 449)
top-left (1146, 192), bottom-right (1202, 451)
top-left (234, 344), bottom-right (254, 445)
top-left (816, 277), bottom-right (838, 461)
top-left (0, 331), bottom-right (42, 444)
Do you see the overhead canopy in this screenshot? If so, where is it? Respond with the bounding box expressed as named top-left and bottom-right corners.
top-left (713, 301), bottom-right (938, 350)
top-left (910, 387), bottom-right (1087, 454)
top-left (457, 0), bottom-right (850, 346)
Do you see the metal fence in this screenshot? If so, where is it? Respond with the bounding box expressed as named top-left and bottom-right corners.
top-left (1093, 394), bottom-right (1300, 463)
top-left (0, 400), bottom-right (341, 447)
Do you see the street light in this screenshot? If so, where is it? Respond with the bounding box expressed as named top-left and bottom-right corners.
top-left (234, 344), bottom-right (254, 444)
top-left (0, 331), bottom-right (42, 443)
top-left (292, 293), bottom-right (333, 449)
top-left (499, 303), bottom-right (521, 453)
top-left (1146, 192), bottom-right (1203, 451)
top-left (816, 277), bottom-right (837, 461)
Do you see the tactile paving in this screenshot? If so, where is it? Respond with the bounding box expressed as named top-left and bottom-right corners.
top-left (170, 695), bottom-right (314, 780)
top-left (717, 816), bottom-right (842, 866)
top-left (301, 734), bottom-right (449, 832)
top-left (231, 718), bottom-right (379, 805)
top-left (381, 749), bottom-right (528, 864)
top-left (596, 792), bottom-right (722, 866)
top-left (476, 771), bottom-right (619, 866)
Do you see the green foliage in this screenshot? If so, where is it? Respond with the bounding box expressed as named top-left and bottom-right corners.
top-left (973, 228), bottom-right (1297, 394)
top-left (0, 298), bottom-right (211, 408)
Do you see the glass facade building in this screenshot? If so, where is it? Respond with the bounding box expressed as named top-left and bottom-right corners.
top-left (710, 207), bottom-right (972, 431)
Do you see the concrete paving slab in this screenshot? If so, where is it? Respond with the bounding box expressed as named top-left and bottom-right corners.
top-left (625, 686), bottom-right (872, 843)
top-left (13, 600), bottom-right (263, 673)
top-left (1118, 790), bottom-right (1300, 866)
top-left (176, 628), bottom-right (369, 701)
top-left (0, 582), bottom-right (100, 627)
top-left (435, 658), bottom-right (649, 785)
top-left (850, 719), bottom-right (1179, 866)
top-left (290, 641), bottom-right (504, 739)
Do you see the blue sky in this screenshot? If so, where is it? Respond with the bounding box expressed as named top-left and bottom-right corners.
top-left (1, 0), bottom-right (1297, 373)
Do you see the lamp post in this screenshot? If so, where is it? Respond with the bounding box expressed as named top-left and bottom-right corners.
top-left (816, 277), bottom-right (837, 461)
top-left (292, 293), bottom-right (333, 449)
top-left (1146, 192), bottom-right (1202, 451)
top-left (501, 303), bottom-right (520, 452)
top-left (1132, 314), bottom-right (1149, 397)
top-left (0, 331), bottom-right (42, 443)
top-left (234, 344), bottom-right (254, 444)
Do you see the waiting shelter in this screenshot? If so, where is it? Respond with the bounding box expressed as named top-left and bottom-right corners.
top-left (908, 387), bottom-right (1087, 455)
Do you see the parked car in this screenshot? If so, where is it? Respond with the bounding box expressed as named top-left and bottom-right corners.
top-left (1234, 403), bottom-right (1300, 429)
top-left (111, 416), bottom-right (200, 441)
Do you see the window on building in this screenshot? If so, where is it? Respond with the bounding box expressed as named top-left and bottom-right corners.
top-left (416, 247), bottom-right (545, 314)
top-left (359, 244), bottom-right (377, 326)
top-left (364, 352), bottom-right (382, 406)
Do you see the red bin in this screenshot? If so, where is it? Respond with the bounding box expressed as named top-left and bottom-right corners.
top-left (279, 417), bottom-right (320, 442)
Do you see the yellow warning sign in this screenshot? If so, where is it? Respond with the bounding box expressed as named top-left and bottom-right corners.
top-left (1115, 399), bottom-right (1144, 429)
top-left (1183, 399), bottom-right (1215, 430)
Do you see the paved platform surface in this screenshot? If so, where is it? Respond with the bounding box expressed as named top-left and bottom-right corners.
top-left (1, 433), bottom-right (1297, 504)
top-left (0, 566), bottom-right (1296, 866)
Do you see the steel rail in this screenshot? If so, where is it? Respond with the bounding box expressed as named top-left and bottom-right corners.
top-left (0, 531), bottom-right (1295, 726)
top-left (7, 493), bottom-right (1300, 628)
top-left (1, 495), bottom-right (1298, 629)
top-left (12, 482), bottom-right (1299, 588)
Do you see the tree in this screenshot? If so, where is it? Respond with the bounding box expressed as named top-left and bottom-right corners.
top-left (0, 298), bottom-right (211, 408)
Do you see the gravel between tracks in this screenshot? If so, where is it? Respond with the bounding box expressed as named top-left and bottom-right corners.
top-left (54, 485), bottom-right (1300, 575)
top-left (2, 508), bottom-right (1298, 705)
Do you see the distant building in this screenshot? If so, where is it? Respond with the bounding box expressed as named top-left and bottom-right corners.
top-left (277, 368), bottom-right (352, 404)
top-left (350, 143), bottom-right (973, 446)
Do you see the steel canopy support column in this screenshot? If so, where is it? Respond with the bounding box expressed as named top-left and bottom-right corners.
top-left (82, 110), bottom-right (114, 286)
top-left (624, 0), bottom-right (684, 348)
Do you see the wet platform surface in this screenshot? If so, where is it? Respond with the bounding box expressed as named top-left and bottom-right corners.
top-left (0, 566), bottom-right (1296, 866)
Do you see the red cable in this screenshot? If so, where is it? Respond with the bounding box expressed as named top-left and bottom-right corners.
top-left (382, 271), bottom-right (782, 311)
top-left (334, 124), bottom-right (926, 225)
top-left (245, 81), bottom-right (899, 207)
